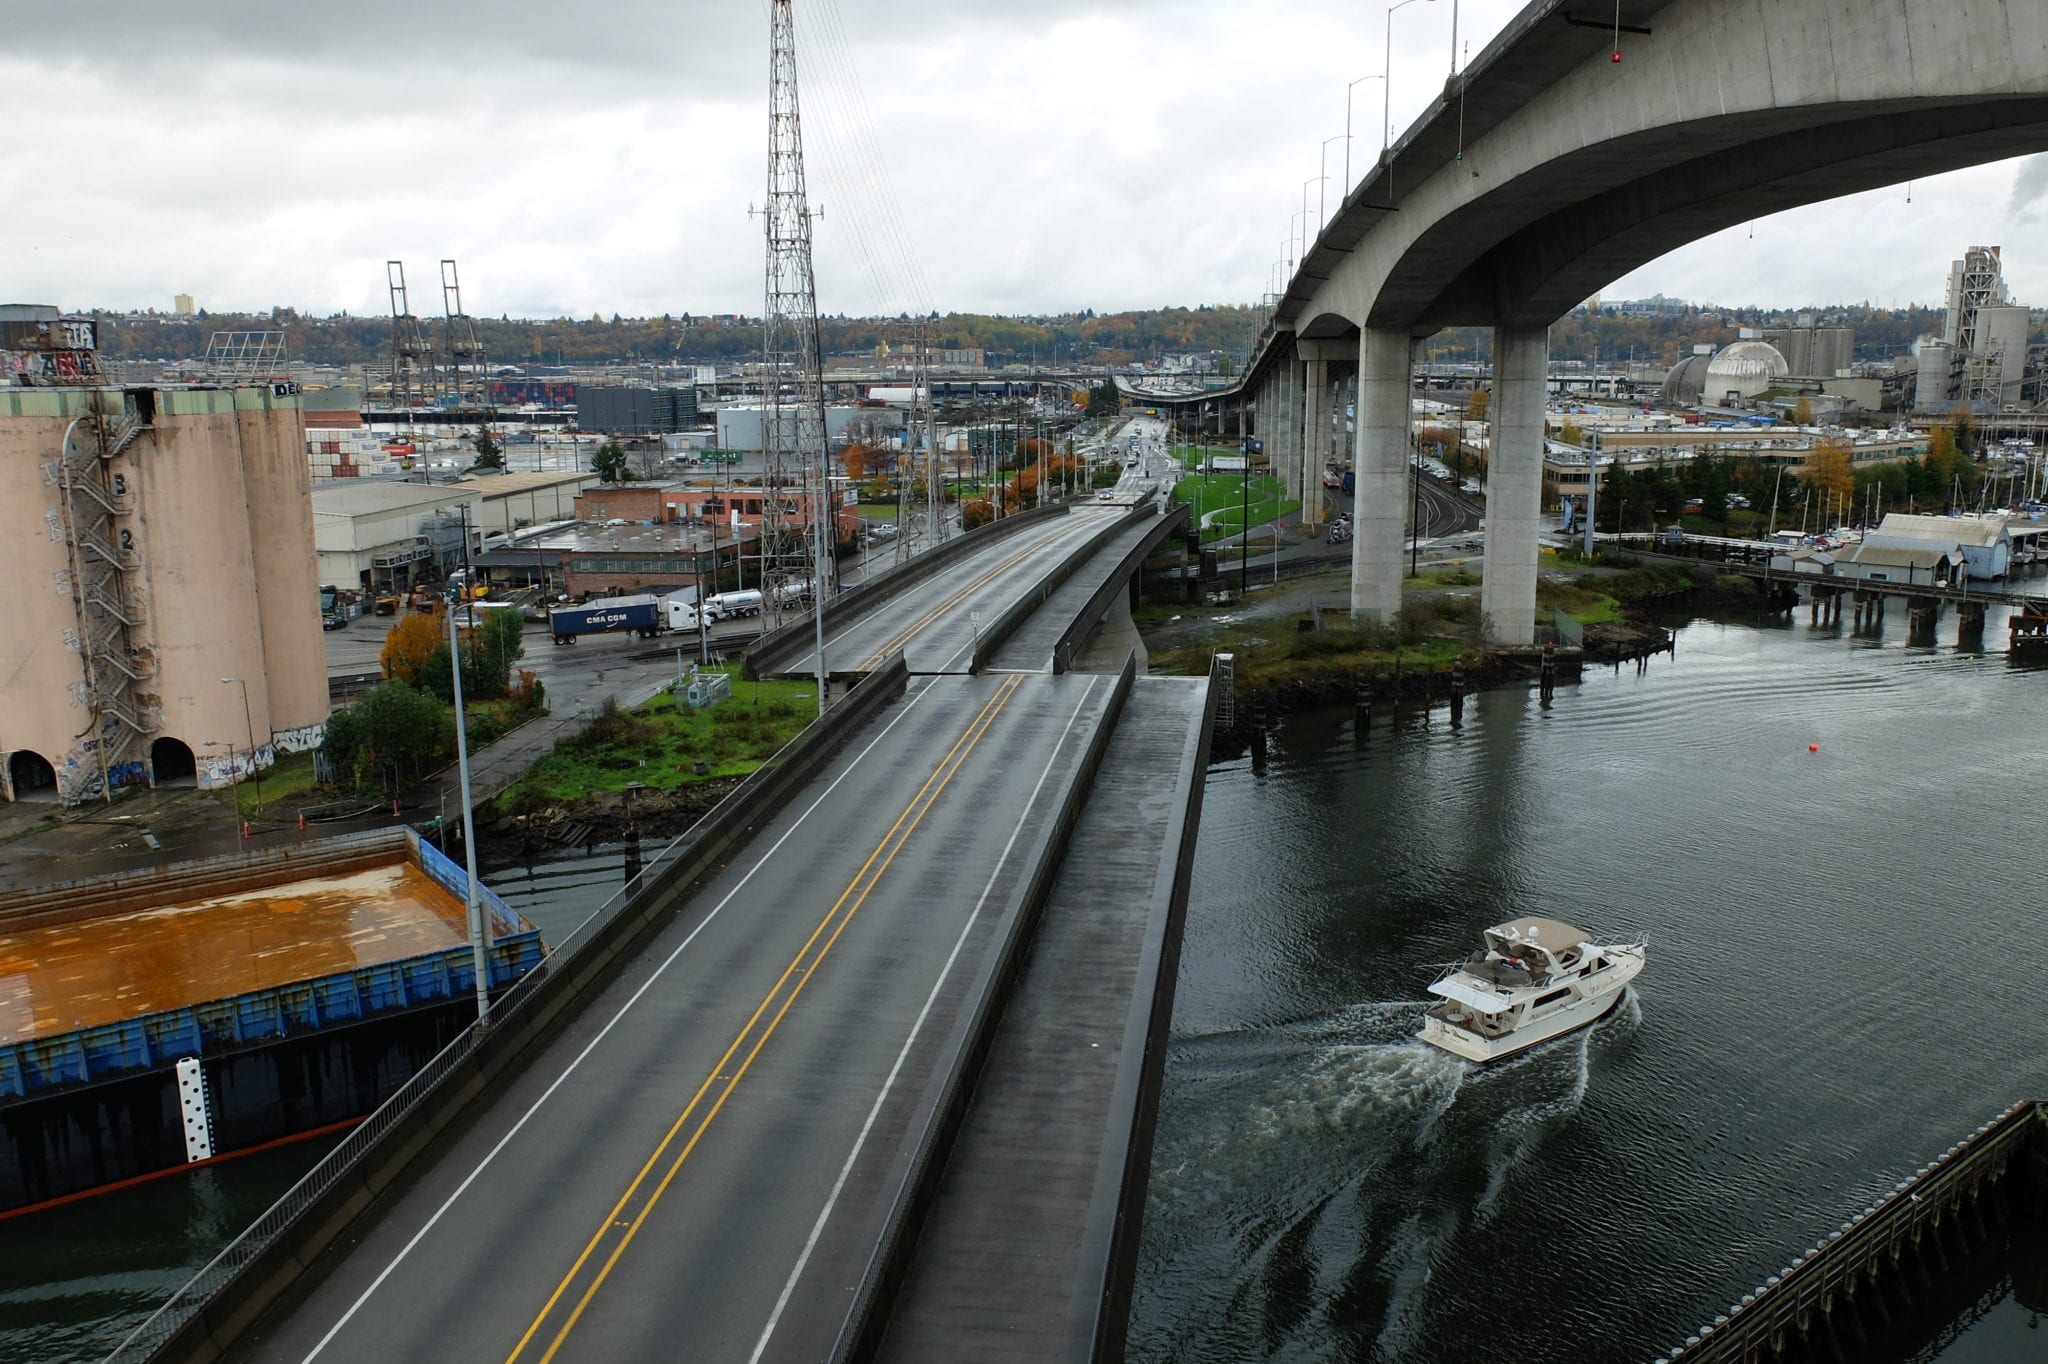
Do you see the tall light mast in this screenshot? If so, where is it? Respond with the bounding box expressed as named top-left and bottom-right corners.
top-left (761, 0), bottom-right (832, 709)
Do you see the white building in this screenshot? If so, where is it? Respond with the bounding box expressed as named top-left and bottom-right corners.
top-left (1862, 512), bottom-right (2010, 580)
top-left (311, 481), bottom-right (485, 594)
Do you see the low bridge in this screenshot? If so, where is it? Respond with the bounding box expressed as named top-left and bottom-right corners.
top-left (113, 493), bottom-right (1211, 1364)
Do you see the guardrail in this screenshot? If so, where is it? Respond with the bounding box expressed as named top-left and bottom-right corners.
top-left (1656, 1100), bottom-right (2045, 1364)
top-left (969, 503), bottom-right (1157, 674)
top-left (1052, 503), bottom-right (1189, 673)
top-left (114, 655), bottom-right (914, 1364)
top-left (746, 502), bottom-right (1074, 679)
top-left (830, 651), bottom-right (1141, 1362)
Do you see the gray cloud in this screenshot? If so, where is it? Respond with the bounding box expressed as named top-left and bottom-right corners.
top-left (1, 1), bottom-right (2035, 320)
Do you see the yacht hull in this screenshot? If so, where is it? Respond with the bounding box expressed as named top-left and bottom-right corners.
top-left (1419, 950), bottom-right (1643, 1064)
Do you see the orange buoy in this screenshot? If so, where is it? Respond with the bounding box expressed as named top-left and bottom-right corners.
top-left (1808, 743), bottom-right (1820, 753)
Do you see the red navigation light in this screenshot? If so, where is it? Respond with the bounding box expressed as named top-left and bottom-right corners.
top-left (1611, 50), bottom-right (1622, 62)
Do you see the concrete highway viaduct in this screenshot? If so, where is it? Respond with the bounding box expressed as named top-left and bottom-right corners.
top-left (1154, 0), bottom-right (2048, 644)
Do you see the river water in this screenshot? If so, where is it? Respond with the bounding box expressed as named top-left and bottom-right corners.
top-left (1127, 607), bottom-right (2048, 1363)
top-left (11, 606), bottom-right (2048, 1362)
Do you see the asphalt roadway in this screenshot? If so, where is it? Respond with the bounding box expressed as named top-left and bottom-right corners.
top-left (229, 670), bottom-right (1117, 1364)
top-left (796, 505), bottom-right (1132, 676)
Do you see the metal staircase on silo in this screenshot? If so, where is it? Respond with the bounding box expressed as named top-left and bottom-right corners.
top-left (56, 400), bottom-right (152, 798)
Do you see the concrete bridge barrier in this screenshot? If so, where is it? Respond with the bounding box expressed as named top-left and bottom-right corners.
top-left (829, 652), bottom-right (1140, 1362)
top-left (966, 503), bottom-right (1160, 674)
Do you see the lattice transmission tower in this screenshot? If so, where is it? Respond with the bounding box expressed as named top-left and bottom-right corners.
top-left (759, 0), bottom-right (833, 633)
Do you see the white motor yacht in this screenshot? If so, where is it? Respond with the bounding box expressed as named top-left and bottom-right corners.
top-left (1418, 917), bottom-right (1645, 1063)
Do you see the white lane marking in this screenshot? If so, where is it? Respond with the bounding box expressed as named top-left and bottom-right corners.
top-left (746, 673), bottom-right (1104, 1363)
top-left (295, 681), bottom-right (941, 1363)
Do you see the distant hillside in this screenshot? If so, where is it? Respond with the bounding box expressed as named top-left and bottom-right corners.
top-left (86, 305), bottom-right (1264, 371)
top-left (81, 299), bottom-right (1958, 373)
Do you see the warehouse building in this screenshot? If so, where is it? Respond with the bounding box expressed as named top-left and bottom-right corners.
top-left (311, 481), bottom-right (483, 596)
top-left (1, 373), bottom-right (328, 801)
top-left (471, 521), bottom-right (760, 598)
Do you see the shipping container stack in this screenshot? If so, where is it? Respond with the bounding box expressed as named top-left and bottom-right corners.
top-left (305, 427), bottom-right (395, 480)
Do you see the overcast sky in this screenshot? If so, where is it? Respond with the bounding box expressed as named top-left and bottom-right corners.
top-left (6, 0), bottom-right (2046, 321)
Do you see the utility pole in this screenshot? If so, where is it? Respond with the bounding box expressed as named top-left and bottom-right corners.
top-left (761, 0), bottom-right (831, 714)
top-left (446, 596), bottom-right (491, 1025)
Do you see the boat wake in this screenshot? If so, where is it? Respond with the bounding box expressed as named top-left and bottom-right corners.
top-left (1135, 997), bottom-right (1628, 1362)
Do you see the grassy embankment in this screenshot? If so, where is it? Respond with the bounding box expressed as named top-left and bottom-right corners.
top-left (236, 694), bottom-right (548, 819)
top-left (497, 667), bottom-right (816, 815)
top-left (1139, 558), bottom-right (1642, 718)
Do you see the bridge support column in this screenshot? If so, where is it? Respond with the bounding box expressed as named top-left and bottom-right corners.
top-left (1277, 355), bottom-right (1303, 506)
top-left (1350, 328), bottom-right (1413, 623)
top-left (1480, 326), bottom-right (1547, 646)
top-left (1298, 341), bottom-right (1341, 529)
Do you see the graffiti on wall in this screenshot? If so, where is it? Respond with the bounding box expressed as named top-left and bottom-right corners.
top-left (197, 744), bottom-right (272, 792)
top-left (273, 724), bottom-right (326, 755)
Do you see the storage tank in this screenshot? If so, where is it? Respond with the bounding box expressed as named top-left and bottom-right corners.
top-left (236, 386), bottom-right (329, 751)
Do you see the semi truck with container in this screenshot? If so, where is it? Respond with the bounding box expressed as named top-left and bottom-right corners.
top-left (549, 594), bottom-right (663, 645)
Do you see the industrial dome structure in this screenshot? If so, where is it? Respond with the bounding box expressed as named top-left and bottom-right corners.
top-left (1699, 339), bottom-right (1790, 402)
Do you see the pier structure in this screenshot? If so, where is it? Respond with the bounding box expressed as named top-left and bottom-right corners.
top-left (1658, 1100), bottom-right (2048, 1364)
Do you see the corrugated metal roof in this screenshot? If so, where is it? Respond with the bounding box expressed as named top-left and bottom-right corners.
top-left (310, 481), bottom-right (480, 516)
top-left (1845, 543), bottom-right (1952, 569)
top-left (1871, 513), bottom-right (2007, 548)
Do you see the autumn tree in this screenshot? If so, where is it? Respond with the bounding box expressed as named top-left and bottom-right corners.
top-left (1806, 436), bottom-right (1856, 507)
top-left (1465, 387), bottom-right (1490, 421)
top-left (842, 443), bottom-right (874, 480)
top-left (960, 496), bottom-right (995, 530)
top-left (380, 608), bottom-right (445, 686)
top-left (1792, 396), bottom-right (1813, 426)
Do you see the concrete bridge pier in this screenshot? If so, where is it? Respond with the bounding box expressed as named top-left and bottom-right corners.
top-left (1278, 352), bottom-right (1304, 506)
top-left (1908, 601), bottom-right (1938, 646)
top-left (1299, 341), bottom-right (1341, 528)
top-left (1958, 601), bottom-right (1987, 647)
top-left (1350, 328), bottom-right (1414, 624)
top-left (1479, 327), bottom-right (1547, 645)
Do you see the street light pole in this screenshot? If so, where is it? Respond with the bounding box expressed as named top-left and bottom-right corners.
top-left (444, 597), bottom-right (492, 1025)
top-left (1385, 0), bottom-right (1439, 173)
top-left (1319, 139), bottom-right (1344, 232)
top-left (221, 676), bottom-right (260, 821)
top-left (1344, 75), bottom-right (1383, 193)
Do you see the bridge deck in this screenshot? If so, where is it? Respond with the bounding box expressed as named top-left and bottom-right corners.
top-left (228, 671), bottom-right (1118, 1364)
top-left (792, 507), bottom-right (1128, 676)
top-left (876, 676), bottom-right (1212, 1361)
top-left (983, 514), bottom-right (1170, 674)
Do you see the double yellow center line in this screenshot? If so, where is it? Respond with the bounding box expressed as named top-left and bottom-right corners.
top-left (855, 525), bottom-right (1075, 670)
top-left (505, 672), bottom-right (1027, 1364)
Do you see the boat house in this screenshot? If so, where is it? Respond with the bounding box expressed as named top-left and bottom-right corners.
top-left (1833, 541), bottom-right (1959, 588)
top-left (1861, 513), bottom-right (2010, 580)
